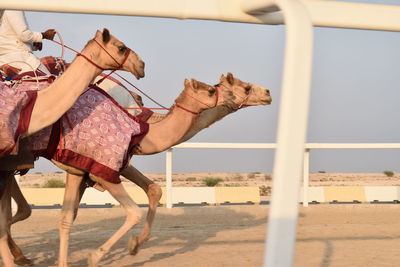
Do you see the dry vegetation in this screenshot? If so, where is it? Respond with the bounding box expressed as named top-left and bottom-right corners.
top-left (18, 171), bottom-right (400, 197)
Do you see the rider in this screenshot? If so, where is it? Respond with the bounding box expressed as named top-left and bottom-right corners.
top-left (0, 10), bottom-right (56, 76)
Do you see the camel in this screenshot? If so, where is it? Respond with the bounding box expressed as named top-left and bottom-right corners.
top-left (116, 73), bottom-right (272, 256)
top-left (4, 73), bottom-right (271, 267)
top-left (0, 28), bottom-right (145, 267)
top-left (0, 28), bottom-right (144, 154)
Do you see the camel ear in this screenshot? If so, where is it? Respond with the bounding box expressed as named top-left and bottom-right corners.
top-left (219, 73), bottom-right (234, 85)
top-left (226, 72), bottom-right (235, 85)
top-left (191, 79), bottom-right (198, 89)
top-left (102, 28), bottom-right (111, 43)
top-left (95, 30), bottom-right (102, 39)
top-left (184, 79), bottom-right (198, 89)
top-left (184, 78), bottom-right (191, 88)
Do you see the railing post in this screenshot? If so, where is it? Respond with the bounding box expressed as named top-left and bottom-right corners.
top-left (303, 149), bottom-right (310, 207)
top-left (258, 1), bottom-right (313, 266)
top-left (166, 148), bottom-right (173, 208)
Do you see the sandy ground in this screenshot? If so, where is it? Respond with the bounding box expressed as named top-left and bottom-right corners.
top-left (7, 204), bottom-right (400, 267)
top-left (5, 172), bottom-right (400, 266)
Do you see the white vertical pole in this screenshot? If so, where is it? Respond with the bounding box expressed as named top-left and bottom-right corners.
top-left (166, 149), bottom-right (173, 209)
top-left (264, 0), bottom-right (313, 266)
top-left (302, 149), bottom-right (310, 207)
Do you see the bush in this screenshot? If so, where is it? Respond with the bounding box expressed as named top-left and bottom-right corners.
top-left (264, 174), bottom-right (272, 181)
top-left (42, 179), bottom-right (65, 188)
top-left (383, 170), bottom-right (395, 177)
top-left (233, 174), bottom-right (243, 181)
top-left (203, 177), bottom-right (223, 187)
top-left (259, 185), bottom-right (271, 196)
top-left (247, 173), bottom-right (256, 179)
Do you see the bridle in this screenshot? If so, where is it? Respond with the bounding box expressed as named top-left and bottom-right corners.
top-left (76, 39), bottom-right (131, 85)
top-left (218, 83), bottom-right (253, 110)
top-left (77, 39), bottom-right (131, 70)
top-left (175, 86), bottom-right (219, 115)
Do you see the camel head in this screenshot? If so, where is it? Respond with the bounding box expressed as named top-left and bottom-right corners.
top-left (174, 79), bottom-right (225, 114)
top-left (91, 28), bottom-right (145, 79)
top-left (217, 72), bottom-right (271, 109)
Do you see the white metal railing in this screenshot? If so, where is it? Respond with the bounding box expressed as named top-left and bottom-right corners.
top-left (165, 142), bottom-right (400, 208)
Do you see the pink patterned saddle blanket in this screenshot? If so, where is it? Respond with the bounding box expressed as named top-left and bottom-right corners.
top-left (15, 81), bottom-right (148, 183)
top-left (0, 57), bottom-right (63, 157)
top-left (0, 81), bottom-right (42, 157)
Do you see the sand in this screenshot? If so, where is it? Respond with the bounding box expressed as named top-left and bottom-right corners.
top-left (4, 172), bottom-right (400, 266)
top-left (8, 204), bottom-right (400, 267)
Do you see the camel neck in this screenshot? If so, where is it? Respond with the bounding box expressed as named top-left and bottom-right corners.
top-left (26, 48), bottom-right (103, 135)
top-left (135, 102), bottom-right (201, 155)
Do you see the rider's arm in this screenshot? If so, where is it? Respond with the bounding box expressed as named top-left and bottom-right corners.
top-left (4, 10), bottom-right (43, 44)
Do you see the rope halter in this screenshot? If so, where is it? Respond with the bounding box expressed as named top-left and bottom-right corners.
top-left (76, 38), bottom-right (131, 75)
top-left (218, 83), bottom-right (253, 110)
top-left (175, 86), bottom-right (219, 115)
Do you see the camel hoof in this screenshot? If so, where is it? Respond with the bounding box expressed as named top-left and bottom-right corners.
top-left (14, 257), bottom-right (34, 266)
top-left (128, 236), bottom-right (139, 255)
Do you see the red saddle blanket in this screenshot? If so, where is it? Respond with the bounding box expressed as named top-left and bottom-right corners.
top-left (19, 84), bottom-right (148, 183)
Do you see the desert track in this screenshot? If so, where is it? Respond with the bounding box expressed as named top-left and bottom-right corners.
top-left (8, 204), bottom-right (400, 267)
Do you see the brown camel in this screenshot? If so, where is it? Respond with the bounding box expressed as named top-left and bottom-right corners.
top-left (122, 73), bottom-right (272, 255)
top-left (5, 73), bottom-right (271, 266)
top-left (52, 74), bottom-right (253, 267)
top-left (0, 28), bottom-right (145, 267)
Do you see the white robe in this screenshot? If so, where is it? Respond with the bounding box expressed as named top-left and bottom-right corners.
top-left (0, 10), bottom-right (43, 73)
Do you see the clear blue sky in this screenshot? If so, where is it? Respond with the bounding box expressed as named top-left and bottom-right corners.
top-left (25, 1), bottom-right (400, 174)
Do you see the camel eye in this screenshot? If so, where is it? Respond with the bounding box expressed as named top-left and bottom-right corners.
top-left (245, 85), bottom-right (252, 93)
top-left (208, 87), bottom-right (216, 95)
top-left (118, 46), bottom-right (127, 53)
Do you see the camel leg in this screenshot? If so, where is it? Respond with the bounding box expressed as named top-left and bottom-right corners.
top-left (0, 171), bottom-right (15, 267)
top-left (7, 176), bottom-right (34, 266)
top-left (72, 178), bottom-right (88, 221)
top-left (58, 173), bottom-right (83, 267)
top-left (7, 236), bottom-right (33, 267)
top-left (120, 165), bottom-right (162, 255)
top-left (10, 176), bottom-right (31, 225)
top-left (88, 176), bottom-right (142, 267)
